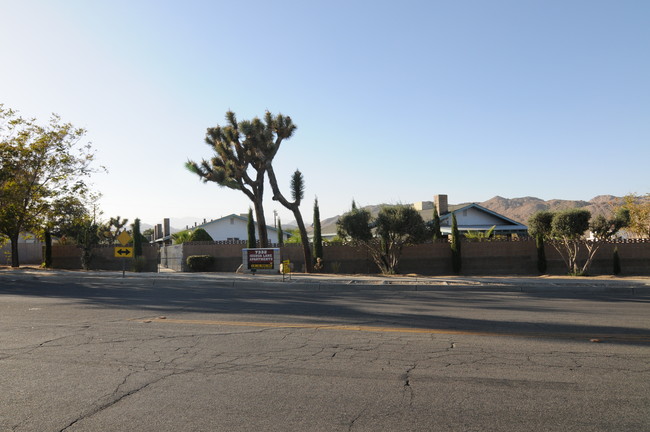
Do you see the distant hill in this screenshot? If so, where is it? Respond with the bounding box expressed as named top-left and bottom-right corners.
top-left (479, 195), bottom-right (623, 224)
top-left (309, 195), bottom-right (629, 235)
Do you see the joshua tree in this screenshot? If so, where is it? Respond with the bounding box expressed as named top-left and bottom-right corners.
top-left (186, 112), bottom-right (297, 247)
top-left (267, 168), bottom-right (313, 272)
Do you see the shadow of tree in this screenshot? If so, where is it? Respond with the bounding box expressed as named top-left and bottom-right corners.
top-left (1, 273), bottom-right (649, 346)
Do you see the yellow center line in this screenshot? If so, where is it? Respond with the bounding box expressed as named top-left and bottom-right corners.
top-left (128, 317), bottom-right (650, 343)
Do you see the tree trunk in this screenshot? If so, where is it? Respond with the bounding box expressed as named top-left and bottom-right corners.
top-left (581, 241), bottom-right (602, 275)
top-left (10, 233), bottom-right (20, 268)
top-left (252, 196), bottom-right (268, 248)
top-left (292, 208), bottom-right (313, 273)
top-left (265, 165), bottom-right (312, 272)
top-left (44, 231), bottom-right (52, 268)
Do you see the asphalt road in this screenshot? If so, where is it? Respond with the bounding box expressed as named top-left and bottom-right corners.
top-left (1, 270), bottom-right (649, 431)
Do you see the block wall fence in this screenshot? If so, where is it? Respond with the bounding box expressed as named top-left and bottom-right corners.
top-left (47, 239), bottom-right (650, 276)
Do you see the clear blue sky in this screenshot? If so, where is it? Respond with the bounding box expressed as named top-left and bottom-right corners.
top-left (2, 0), bottom-right (648, 228)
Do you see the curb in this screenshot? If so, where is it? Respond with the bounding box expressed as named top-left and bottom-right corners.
top-left (2, 270), bottom-right (649, 295)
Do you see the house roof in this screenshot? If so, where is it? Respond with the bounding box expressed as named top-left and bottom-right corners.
top-left (438, 203), bottom-right (528, 232)
top-left (194, 213), bottom-right (284, 233)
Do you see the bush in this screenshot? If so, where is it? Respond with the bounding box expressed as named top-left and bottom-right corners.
top-left (186, 255), bottom-right (215, 272)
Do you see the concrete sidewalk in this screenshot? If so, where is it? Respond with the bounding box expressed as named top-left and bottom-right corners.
top-left (2, 266), bottom-right (650, 294)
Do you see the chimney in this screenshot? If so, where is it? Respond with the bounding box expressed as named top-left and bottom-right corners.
top-left (434, 195), bottom-right (448, 216)
top-left (163, 218), bottom-right (170, 238)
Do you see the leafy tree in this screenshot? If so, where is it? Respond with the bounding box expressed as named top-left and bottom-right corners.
top-left (531, 208), bottom-right (629, 275)
top-left (277, 217), bottom-right (284, 246)
top-left (376, 205), bottom-right (428, 274)
top-left (77, 218), bottom-right (100, 270)
top-left (528, 211), bottom-right (555, 239)
top-left (142, 228), bottom-right (154, 239)
top-left (284, 228), bottom-right (302, 244)
top-left (338, 203), bottom-right (427, 275)
top-left (45, 195), bottom-right (95, 242)
top-left (550, 209), bottom-right (592, 275)
top-left (313, 198), bottom-right (323, 262)
top-left (0, 105), bottom-right (101, 267)
top-left (247, 208), bottom-right (257, 248)
top-left (619, 193), bottom-right (650, 238)
top-left (337, 201), bottom-right (372, 243)
top-left (589, 208), bottom-right (630, 240)
top-left (451, 213), bottom-right (461, 274)
top-left (186, 111), bottom-right (297, 248)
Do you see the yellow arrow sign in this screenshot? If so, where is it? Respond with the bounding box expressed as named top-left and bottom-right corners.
top-left (117, 231), bottom-right (132, 246)
top-left (114, 247), bottom-right (133, 258)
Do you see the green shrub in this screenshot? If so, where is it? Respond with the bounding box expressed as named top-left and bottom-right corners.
top-left (186, 255), bottom-right (215, 272)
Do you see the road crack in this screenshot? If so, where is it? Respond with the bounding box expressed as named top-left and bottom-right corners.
top-left (58, 370), bottom-right (180, 431)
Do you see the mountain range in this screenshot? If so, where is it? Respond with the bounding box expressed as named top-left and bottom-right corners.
top-left (143, 195), bottom-right (633, 236)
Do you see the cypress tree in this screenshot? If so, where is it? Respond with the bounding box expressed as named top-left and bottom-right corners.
top-left (247, 208), bottom-right (257, 248)
top-left (133, 218), bottom-right (143, 257)
top-left (451, 213), bottom-right (461, 274)
top-left (313, 198), bottom-right (323, 261)
top-left (431, 203), bottom-right (442, 241)
top-left (277, 217), bottom-right (284, 246)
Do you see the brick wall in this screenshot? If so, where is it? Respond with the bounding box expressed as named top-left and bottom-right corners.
top-left (52, 244), bottom-right (158, 272)
top-left (51, 239), bottom-right (650, 276)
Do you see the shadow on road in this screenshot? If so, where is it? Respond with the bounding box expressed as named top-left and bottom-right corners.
top-left (2, 273), bottom-right (649, 346)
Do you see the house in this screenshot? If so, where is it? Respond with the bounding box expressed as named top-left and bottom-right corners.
top-left (184, 214), bottom-right (290, 244)
top-left (421, 195), bottom-right (528, 237)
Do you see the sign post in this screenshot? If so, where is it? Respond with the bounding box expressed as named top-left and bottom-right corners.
top-left (281, 260), bottom-right (291, 281)
top-left (115, 231), bottom-right (133, 278)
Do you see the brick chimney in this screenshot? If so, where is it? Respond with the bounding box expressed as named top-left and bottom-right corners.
top-left (434, 194), bottom-right (448, 216)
